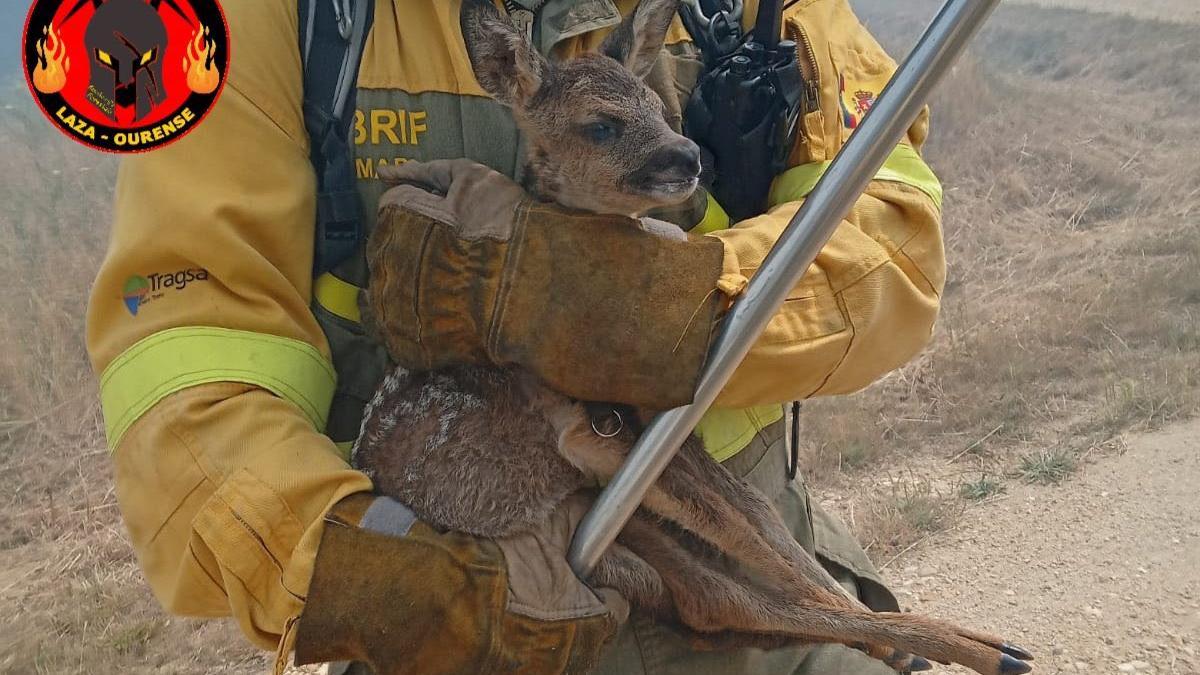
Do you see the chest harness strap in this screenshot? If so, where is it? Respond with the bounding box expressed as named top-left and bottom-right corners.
top-left (300, 0), bottom-right (376, 275)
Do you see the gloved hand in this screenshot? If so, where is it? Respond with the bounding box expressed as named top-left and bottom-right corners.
top-left (293, 492), bottom-right (628, 675)
top-left (366, 159), bottom-right (728, 409)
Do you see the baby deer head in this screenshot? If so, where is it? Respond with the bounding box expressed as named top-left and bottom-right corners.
top-left (461, 0), bottom-right (700, 216)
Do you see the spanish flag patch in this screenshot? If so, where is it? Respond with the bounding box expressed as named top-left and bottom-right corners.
top-left (839, 73), bottom-right (883, 130)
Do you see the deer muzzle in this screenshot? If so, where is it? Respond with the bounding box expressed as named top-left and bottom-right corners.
top-left (626, 136), bottom-right (703, 201)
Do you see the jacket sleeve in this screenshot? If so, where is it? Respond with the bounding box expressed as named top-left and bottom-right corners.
top-left (85, 0), bottom-right (371, 650)
top-left (705, 0), bottom-right (947, 409)
top-left (708, 176), bottom-right (945, 408)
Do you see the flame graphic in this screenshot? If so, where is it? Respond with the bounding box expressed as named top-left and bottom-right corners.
top-left (183, 26), bottom-right (220, 94)
top-left (33, 23), bottom-right (70, 94)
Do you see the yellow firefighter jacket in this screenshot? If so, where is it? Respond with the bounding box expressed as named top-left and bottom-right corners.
top-left (85, 0), bottom-right (945, 651)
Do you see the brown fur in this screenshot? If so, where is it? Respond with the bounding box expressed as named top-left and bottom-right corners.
top-left (354, 1), bottom-right (1031, 673)
top-left (461, 0), bottom-right (697, 215)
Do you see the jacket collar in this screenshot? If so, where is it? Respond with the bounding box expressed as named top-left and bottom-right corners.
top-left (526, 0), bottom-right (621, 54)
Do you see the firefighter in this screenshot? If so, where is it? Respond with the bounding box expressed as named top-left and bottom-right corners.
top-left (85, 0), bottom-right (945, 673)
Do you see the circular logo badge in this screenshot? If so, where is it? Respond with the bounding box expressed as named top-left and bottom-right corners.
top-left (22, 0), bottom-right (229, 153)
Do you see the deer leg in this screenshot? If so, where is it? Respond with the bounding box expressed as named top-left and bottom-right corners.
top-left (588, 536), bottom-right (675, 618)
top-left (538, 392), bottom-right (848, 602)
top-left (546, 402), bottom-right (1032, 674)
top-left (697, 444), bottom-right (1033, 666)
top-left (614, 513), bottom-right (1033, 675)
top-left (549, 407), bottom-right (817, 598)
top-left (549, 411), bottom-right (868, 622)
top-left (557, 419), bottom-right (863, 628)
top-left (661, 441), bottom-right (1033, 674)
top-left (616, 511), bottom-right (930, 672)
top-left (554, 425), bottom-right (922, 669)
top-left (670, 439), bottom-right (854, 598)
top-left (589, 514), bottom-right (805, 654)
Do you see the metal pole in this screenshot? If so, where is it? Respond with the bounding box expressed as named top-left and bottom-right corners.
top-left (569, 0), bottom-right (1002, 575)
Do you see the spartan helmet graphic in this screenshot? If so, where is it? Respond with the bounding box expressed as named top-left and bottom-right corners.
top-left (64, 0), bottom-right (190, 121)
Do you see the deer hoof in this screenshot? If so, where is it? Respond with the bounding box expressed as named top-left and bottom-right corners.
top-left (1000, 643), bottom-right (1035, 660)
top-left (907, 656), bottom-right (933, 672)
top-left (999, 653), bottom-right (1033, 674)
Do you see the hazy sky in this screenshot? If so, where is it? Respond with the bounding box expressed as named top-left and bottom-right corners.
top-left (3, 3), bottom-right (28, 84)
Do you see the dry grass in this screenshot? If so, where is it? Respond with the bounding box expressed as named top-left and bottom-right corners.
top-left (805, 2), bottom-right (1200, 560)
top-left (2, 2), bottom-right (1199, 670)
top-left (0, 82), bottom-right (264, 674)
top-left (1015, 0), bottom-right (1200, 25)
top-left (853, 476), bottom-right (962, 564)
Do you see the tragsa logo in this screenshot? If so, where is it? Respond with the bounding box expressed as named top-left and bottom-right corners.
top-left (122, 268), bottom-right (209, 316)
top-left (122, 274), bottom-right (150, 315)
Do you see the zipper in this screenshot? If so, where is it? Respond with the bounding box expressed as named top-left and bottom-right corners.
top-left (787, 21), bottom-right (822, 113)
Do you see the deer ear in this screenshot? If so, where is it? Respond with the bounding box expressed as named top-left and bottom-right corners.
top-left (599, 0), bottom-right (679, 79)
top-left (460, 0), bottom-right (546, 107)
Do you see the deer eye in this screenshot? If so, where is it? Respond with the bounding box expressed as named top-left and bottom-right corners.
top-left (580, 120), bottom-right (621, 144)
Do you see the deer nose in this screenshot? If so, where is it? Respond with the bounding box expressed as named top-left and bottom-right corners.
top-left (658, 138), bottom-right (702, 177)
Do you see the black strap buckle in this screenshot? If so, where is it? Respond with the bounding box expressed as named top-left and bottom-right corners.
top-left (331, 0), bottom-right (354, 39)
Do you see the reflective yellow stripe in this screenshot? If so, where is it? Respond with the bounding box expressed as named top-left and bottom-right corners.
top-left (769, 143), bottom-right (943, 211)
top-left (99, 326), bottom-right (337, 449)
top-left (696, 404), bottom-right (785, 462)
top-left (314, 272), bottom-right (362, 324)
top-left (874, 144), bottom-right (944, 209)
top-left (690, 192), bottom-right (732, 234)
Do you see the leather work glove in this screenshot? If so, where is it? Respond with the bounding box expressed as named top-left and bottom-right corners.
top-left (293, 492), bottom-right (628, 675)
top-left (366, 159), bottom-right (727, 409)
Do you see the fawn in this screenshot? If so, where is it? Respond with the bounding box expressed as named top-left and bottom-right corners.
top-left (353, 0), bottom-right (1032, 672)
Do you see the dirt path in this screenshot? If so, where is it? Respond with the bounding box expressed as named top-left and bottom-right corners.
top-left (888, 420), bottom-right (1200, 674)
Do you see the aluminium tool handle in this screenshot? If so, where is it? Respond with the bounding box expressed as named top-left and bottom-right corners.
top-left (569, 0), bottom-right (1004, 576)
